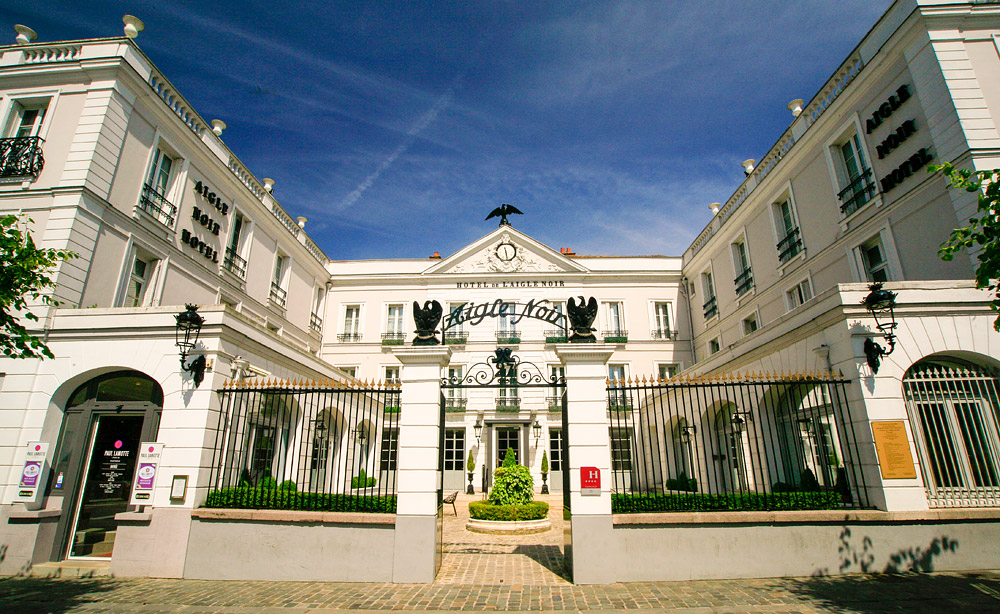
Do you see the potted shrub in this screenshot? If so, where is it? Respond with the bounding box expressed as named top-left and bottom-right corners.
top-left (466, 450), bottom-right (476, 494)
top-left (540, 450), bottom-right (549, 494)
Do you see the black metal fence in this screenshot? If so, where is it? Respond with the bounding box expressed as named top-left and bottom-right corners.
top-left (607, 372), bottom-right (870, 512)
top-left (207, 379), bottom-right (400, 512)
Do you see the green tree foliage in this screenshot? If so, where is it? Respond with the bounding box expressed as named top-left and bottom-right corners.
top-left (0, 214), bottom-right (75, 359)
top-left (488, 465), bottom-right (534, 506)
top-left (502, 447), bottom-right (517, 467)
top-left (541, 450), bottom-right (549, 474)
top-left (466, 450), bottom-right (475, 473)
top-left (930, 163), bottom-right (1000, 330)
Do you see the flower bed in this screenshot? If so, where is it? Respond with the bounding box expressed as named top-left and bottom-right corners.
top-left (469, 500), bottom-right (549, 521)
top-left (611, 491), bottom-right (840, 513)
top-left (204, 487), bottom-right (396, 513)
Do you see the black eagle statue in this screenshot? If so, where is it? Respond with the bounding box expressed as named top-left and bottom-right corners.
top-left (412, 300), bottom-right (443, 345)
top-left (567, 296), bottom-right (598, 343)
top-left (486, 203), bottom-right (523, 227)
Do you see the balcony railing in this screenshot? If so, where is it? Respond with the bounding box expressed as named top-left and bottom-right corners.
top-left (496, 330), bottom-right (520, 344)
top-left (444, 331), bottom-right (468, 345)
top-left (338, 332), bottom-right (362, 342)
top-left (777, 227), bottom-right (803, 263)
top-left (310, 312), bottom-right (323, 333)
top-left (495, 396), bottom-right (521, 412)
top-left (444, 397), bottom-right (468, 413)
top-left (734, 267), bottom-right (754, 296)
top-left (703, 295), bottom-right (718, 319)
top-left (546, 396), bottom-right (563, 411)
top-left (381, 332), bottom-right (405, 345)
top-left (138, 182), bottom-right (177, 227)
top-left (838, 168), bottom-right (877, 216)
top-left (603, 330), bottom-right (628, 343)
top-left (650, 328), bottom-right (677, 340)
top-left (269, 282), bottom-right (287, 308)
top-left (608, 395), bottom-right (634, 412)
top-left (545, 329), bottom-right (568, 343)
top-left (0, 136), bottom-right (44, 180)
top-left (223, 247), bottom-right (247, 280)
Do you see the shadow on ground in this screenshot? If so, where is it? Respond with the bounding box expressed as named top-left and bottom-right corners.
top-left (513, 543), bottom-right (571, 581)
top-left (0, 577), bottom-right (118, 613)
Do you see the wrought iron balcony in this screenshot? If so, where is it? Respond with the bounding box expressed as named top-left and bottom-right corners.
top-left (495, 396), bottom-right (521, 412)
top-left (338, 332), bottom-right (362, 342)
top-left (381, 332), bottom-right (405, 345)
top-left (603, 330), bottom-right (628, 343)
top-left (444, 331), bottom-right (468, 345)
top-left (444, 397), bottom-right (468, 412)
top-left (546, 396), bottom-right (563, 411)
top-left (138, 182), bottom-right (177, 227)
top-left (703, 295), bottom-right (718, 319)
top-left (496, 330), bottom-right (520, 344)
top-left (0, 136), bottom-right (44, 180)
top-left (269, 282), bottom-right (287, 309)
top-left (223, 247), bottom-right (247, 280)
top-left (651, 328), bottom-right (677, 340)
top-left (310, 312), bottom-right (323, 333)
top-left (777, 227), bottom-right (803, 263)
top-left (544, 329), bottom-right (568, 343)
top-left (608, 395), bottom-right (634, 412)
top-left (838, 168), bottom-right (876, 216)
top-left (734, 267), bottom-right (754, 296)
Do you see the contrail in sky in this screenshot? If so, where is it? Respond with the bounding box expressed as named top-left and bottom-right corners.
top-left (337, 85), bottom-right (457, 212)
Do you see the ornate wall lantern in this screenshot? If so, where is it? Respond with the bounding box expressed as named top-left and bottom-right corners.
top-left (679, 424), bottom-right (696, 445)
top-left (532, 419), bottom-right (542, 440)
top-left (731, 410), bottom-right (753, 431)
top-left (861, 282), bottom-right (898, 374)
top-left (174, 304), bottom-right (206, 387)
top-left (474, 414), bottom-right (484, 441)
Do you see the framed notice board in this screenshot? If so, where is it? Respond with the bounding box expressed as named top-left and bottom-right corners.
top-left (871, 420), bottom-right (917, 480)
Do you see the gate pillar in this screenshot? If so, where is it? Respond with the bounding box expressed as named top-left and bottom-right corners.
top-left (555, 344), bottom-right (619, 584)
top-left (390, 346), bottom-right (451, 583)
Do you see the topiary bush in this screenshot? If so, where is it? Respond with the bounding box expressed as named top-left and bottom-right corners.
top-left (469, 500), bottom-right (548, 521)
top-left (501, 447), bottom-right (517, 467)
top-left (467, 451), bottom-right (475, 473)
top-left (665, 471), bottom-right (697, 492)
top-left (489, 465), bottom-right (534, 505)
top-left (799, 468), bottom-right (821, 491)
top-left (541, 450), bottom-right (549, 474)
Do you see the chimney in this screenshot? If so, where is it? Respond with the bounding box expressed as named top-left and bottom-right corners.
top-left (430, 252), bottom-right (441, 259)
top-left (561, 247), bottom-right (575, 256)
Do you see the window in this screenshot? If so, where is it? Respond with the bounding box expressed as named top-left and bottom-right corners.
top-left (902, 358), bottom-right (1000, 506)
top-left (340, 305), bottom-right (361, 342)
top-left (445, 302), bottom-right (468, 343)
top-left (603, 302), bottom-right (626, 338)
top-left (657, 364), bottom-right (678, 380)
top-left (122, 253), bottom-right (155, 307)
top-left (610, 427), bottom-right (632, 470)
top-left (445, 366), bottom-right (466, 410)
top-left (383, 304), bottom-right (404, 343)
top-left (731, 240), bottom-right (754, 296)
top-left (608, 364), bottom-right (626, 382)
top-left (773, 199), bottom-right (802, 263)
top-left (709, 338), bottom-right (721, 355)
top-left (380, 428), bottom-right (398, 471)
top-left (496, 304), bottom-right (519, 343)
top-left (547, 366), bottom-right (565, 410)
top-left (310, 286), bottom-right (324, 332)
top-left (549, 429), bottom-right (563, 471)
top-left (1, 98), bottom-right (48, 180)
top-left (702, 271), bottom-right (717, 319)
top-left (384, 366), bottom-right (400, 385)
top-left (269, 254), bottom-right (288, 308)
top-left (224, 211), bottom-right (249, 280)
top-left (608, 364), bottom-right (630, 410)
top-left (860, 235), bottom-right (890, 283)
top-left (444, 429), bottom-right (465, 471)
top-left (139, 145), bottom-right (178, 227)
top-left (545, 302), bottom-right (568, 342)
top-left (339, 366), bottom-right (357, 378)
top-left (836, 132), bottom-right (876, 216)
top-left (742, 313), bottom-right (759, 336)
top-left (652, 302), bottom-right (673, 339)
top-left (786, 278), bottom-right (813, 310)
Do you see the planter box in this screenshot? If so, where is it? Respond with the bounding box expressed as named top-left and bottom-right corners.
top-left (466, 518), bottom-right (551, 535)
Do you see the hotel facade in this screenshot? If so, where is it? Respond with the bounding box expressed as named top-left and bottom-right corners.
top-left (2, 0), bottom-right (1000, 582)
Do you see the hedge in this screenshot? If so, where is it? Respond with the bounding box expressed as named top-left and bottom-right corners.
top-left (204, 487), bottom-right (396, 513)
top-left (469, 500), bottom-right (549, 521)
top-left (611, 490), bottom-right (840, 513)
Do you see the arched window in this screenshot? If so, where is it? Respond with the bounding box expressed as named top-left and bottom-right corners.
top-left (66, 370), bottom-right (163, 408)
top-left (902, 356), bottom-right (1000, 507)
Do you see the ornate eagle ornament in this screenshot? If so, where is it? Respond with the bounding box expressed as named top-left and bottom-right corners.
top-left (567, 296), bottom-right (598, 343)
top-left (412, 300), bottom-right (443, 345)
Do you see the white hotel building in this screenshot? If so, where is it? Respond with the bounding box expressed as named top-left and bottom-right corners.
top-left (1, 0), bottom-right (1000, 581)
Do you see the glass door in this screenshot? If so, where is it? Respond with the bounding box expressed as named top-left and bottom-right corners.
top-left (496, 426), bottom-right (521, 466)
top-left (68, 414), bottom-right (144, 558)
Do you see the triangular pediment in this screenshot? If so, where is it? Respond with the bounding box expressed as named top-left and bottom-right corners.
top-left (424, 227), bottom-right (589, 275)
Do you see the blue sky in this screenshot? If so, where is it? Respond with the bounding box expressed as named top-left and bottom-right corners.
top-left (5, 1), bottom-right (893, 259)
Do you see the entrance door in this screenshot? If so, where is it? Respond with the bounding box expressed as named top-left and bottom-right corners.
top-left (496, 426), bottom-right (521, 466)
top-left (68, 414), bottom-right (144, 558)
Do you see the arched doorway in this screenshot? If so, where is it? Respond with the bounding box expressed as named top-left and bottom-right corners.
top-left (47, 370), bottom-right (163, 560)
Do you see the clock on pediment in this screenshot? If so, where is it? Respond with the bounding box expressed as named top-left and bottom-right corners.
top-left (495, 241), bottom-right (517, 262)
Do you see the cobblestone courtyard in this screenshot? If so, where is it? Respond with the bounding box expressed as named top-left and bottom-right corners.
top-left (2, 495), bottom-right (999, 612)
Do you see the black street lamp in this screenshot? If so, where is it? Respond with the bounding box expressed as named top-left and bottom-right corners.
top-left (532, 419), bottom-right (542, 440)
top-left (174, 304), bottom-right (206, 387)
top-left (861, 283), bottom-right (898, 373)
top-left (474, 414), bottom-right (484, 441)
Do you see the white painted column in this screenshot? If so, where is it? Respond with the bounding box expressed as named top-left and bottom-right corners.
top-left (555, 344), bottom-right (618, 584)
top-left (390, 346), bottom-right (450, 583)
